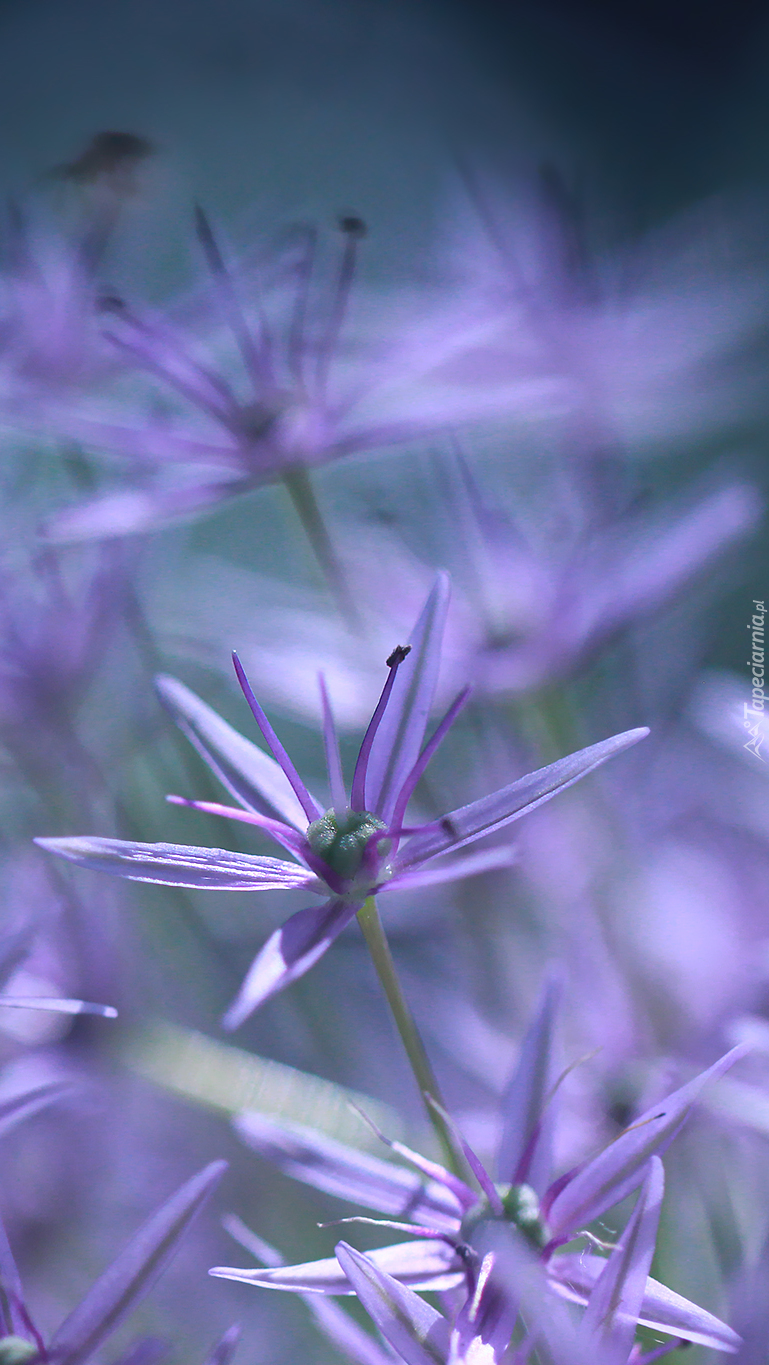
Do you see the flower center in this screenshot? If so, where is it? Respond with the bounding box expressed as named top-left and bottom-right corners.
top-left (460, 1183), bottom-right (549, 1252)
top-left (306, 808), bottom-right (390, 882)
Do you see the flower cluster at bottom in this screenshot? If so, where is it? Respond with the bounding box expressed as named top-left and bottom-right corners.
top-left (211, 982), bottom-right (743, 1365)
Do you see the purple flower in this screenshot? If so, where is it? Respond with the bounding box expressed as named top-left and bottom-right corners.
top-left (36, 576), bottom-right (647, 1027)
top-left (211, 982), bottom-right (744, 1360)
top-left (162, 474), bottom-right (759, 727)
top-left (35, 214), bottom-right (514, 543)
top-left (0, 1159), bottom-right (225, 1365)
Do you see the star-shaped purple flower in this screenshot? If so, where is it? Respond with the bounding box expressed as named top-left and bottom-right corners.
top-left (37, 575), bottom-right (647, 1028)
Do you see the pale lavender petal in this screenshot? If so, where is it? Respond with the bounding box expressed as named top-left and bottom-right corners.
top-left (386, 844), bottom-right (517, 892)
top-left (0, 925), bottom-right (36, 993)
top-left (156, 674), bottom-right (310, 830)
top-left (577, 483), bottom-right (761, 650)
top-left (44, 481), bottom-right (244, 544)
top-left (210, 1239), bottom-right (462, 1294)
top-left (479, 1224), bottom-right (590, 1365)
top-left (0, 1080), bottom-right (74, 1137)
top-left (497, 975), bottom-right (560, 1195)
top-left (396, 728), bottom-right (649, 868)
top-left (335, 1242), bottom-right (451, 1365)
top-left (364, 574), bottom-right (450, 824)
top-left (546, 1046), bottom-right (746, 1241)
top-left (0, 996), bottom-right (117, 1018)
top-left (222, 1217), bottom-right (397, 1365)
top-left (579, 1157), bottom-right (664, 1364)
top-left (233, 1113), bottom-right (464, 1231)
top-left (35, 837), bottom-right (316, 892)
top-left (548, 1254), bottom-right (741, 1352)
top-left (222, 898), bottom-right (358, 1029)
top-left (49, 1161), bottom-right (227, 1365)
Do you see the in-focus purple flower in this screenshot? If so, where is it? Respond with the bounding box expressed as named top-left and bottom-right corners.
top-left (0, 1159), bottom-right (225, 1365)
top-left (211, 983), bottom-right (744, 1361)
top-left (36, 576), bottom-right (647, 1027)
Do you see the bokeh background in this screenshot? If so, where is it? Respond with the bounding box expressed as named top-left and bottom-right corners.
top-left (1, 0), bottom-right (769, 1361)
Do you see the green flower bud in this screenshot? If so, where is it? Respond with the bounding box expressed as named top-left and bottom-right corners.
top-left (460, 1183), bottom-right (549, 1253)
top-left (306, 808), bottom-right (388, 881)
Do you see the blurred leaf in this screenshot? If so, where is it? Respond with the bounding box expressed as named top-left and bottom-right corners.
top-left (120, 1020), bottom-right (404, 1149)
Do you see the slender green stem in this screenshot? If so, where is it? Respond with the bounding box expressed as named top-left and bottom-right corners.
top-left (283, 466), bottom-right (360, 626)
top-left (357, 895), bottom-right (467, 1179)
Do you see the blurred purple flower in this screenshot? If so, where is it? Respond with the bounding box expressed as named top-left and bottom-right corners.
top-left (211, 983), bottom-right (742, 1360)
top-left (0, 1159), bottom-right (225, 1365)
top-left (163, 472), bottom-right (759, 724)
top-left (34, 212), bottom-right (526, 542)
top-left (36, 576), bottom-right (647, 1026)
top-left (0, 543), bottom-right (130, 789)
top-left (430, 170), bottom-right (769, 457)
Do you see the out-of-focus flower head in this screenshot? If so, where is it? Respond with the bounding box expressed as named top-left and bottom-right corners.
top-left (36, 575), bottom-right (647, 1027)
top-left (0, 134), bottom-right (154, 398)
top-left (0, 1159), bottom-right (225, 1365)
top-left (212, 982), bottom-right (743, 1362)
top-left (153, 463), bottom-right (759, 725)
top-left (428, 167), bottom-right (769, 458)
top-left (35, 207), bottom-right (526, 542)
top-left (0, 540), bottom-right (130, 791)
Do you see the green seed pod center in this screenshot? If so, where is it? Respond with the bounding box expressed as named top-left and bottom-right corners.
top-left (0, 1338), bottom-right (39, 1365)
top-left (306, 808), bottom-right (389, 881)
top-left (460, 1182), bottom-right (549, 1252)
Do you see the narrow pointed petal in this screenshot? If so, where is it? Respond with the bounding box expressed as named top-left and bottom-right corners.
top-left (0, 996), bottom-right (117, 1018)
top-left (396, 728), bottom-right (649, 868)
top-left (319, 674), bottom-right (348, 815)
top-left (166, 796), bottom-right (307, 860)
top-left (364, 574), bottom-right (450, 824)
top-left (386, 845), bottom-right (517, 893)
top-left (497, 975), bottom-right (560, 1194)
top-left (388, 687), bottom-right (472, 841)
top-left (335, 1242), bottom-right (451, 1365)
top-left (233, 1113), bottom-right (464, 1230)
top-left (35, 837), bottom-right (317, 892)
top-left (546, 1046), bottom-right (746, 1241)
top-left (222, 898), bottom-right (358, 1029)
top-left (49, 1161), bottom-right (227, 1365)
top-left (156, 675), bottom-right (310, 830)
top-left (579, 1157), bottom-right (664, 1365)
top-left (548, 1254), bottom-right (741, 1352)
top-left (223, 1217), bottom-right (396, 1365)
top-left (211, 1239), bottom-right (462, 1294)
top-left (232, 654), bottom-right (323, 822)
